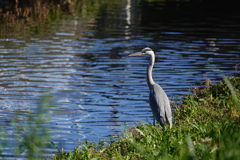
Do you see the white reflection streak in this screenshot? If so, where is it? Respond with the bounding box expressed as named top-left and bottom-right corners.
top-left (124, 0), bottom-right (131, 40)
top-left (206, 38), bottom-right (219, 53)
top-left (126, 0), bottom-right (131, 26)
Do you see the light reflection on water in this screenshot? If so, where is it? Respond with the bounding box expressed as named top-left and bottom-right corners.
top-left (0, 3), bottom-right (240, 157)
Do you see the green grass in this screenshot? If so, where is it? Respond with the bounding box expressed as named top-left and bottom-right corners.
top-left (50, 75), bottom-right (240, 160)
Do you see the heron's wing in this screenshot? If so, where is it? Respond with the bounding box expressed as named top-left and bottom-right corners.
top-left (150, 85), bottom-right (166, 121)
top-left (150, 84), bottom-right (172, 128)
top-left (149, 89), bottom-right (163, 119)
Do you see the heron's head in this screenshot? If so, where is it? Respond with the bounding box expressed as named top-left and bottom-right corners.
top-left (129, 47), bottom-right (154, 57)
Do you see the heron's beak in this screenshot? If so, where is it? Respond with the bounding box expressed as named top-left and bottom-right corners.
top-left (128, 52), bottom-right (142, 56)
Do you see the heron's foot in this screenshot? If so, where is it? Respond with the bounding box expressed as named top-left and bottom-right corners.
top-left (157, 124), bottom-right (164, 132)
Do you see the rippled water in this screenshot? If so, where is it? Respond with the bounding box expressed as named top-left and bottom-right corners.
top-left (0, 1), bottom-right (240, 157)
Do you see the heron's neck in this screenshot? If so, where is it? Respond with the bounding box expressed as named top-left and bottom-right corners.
top-left (147, 53), bottom-right (155, 89)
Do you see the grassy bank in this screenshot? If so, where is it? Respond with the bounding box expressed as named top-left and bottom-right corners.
top-left (51, 75), bottom-right (240, 160)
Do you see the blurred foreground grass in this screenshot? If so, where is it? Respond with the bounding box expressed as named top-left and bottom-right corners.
top-left (13, 95), bottom-right (52, 159)
top-left (51, 75), bottom-right (240, 160)
top-left (0, 95), bottom-right (52, 160)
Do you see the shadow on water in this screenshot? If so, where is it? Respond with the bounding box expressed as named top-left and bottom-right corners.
top-left (0, 0), bottom-right (240, 158)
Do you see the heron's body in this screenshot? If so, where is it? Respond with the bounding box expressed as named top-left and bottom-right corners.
top-left (149, 83), bottom-right (172, 128)
top-left (129, 47), bottom-right (172, 128)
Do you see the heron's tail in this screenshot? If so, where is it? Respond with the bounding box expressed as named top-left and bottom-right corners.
top-left (166, 115), bottom-right (172, 129)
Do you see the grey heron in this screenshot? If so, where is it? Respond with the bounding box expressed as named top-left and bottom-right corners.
top-left (129, 47), bottom-right (172, 129)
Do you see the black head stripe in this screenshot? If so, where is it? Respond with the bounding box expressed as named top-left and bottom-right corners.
top-left (142, 47), bottom-right (152, 53)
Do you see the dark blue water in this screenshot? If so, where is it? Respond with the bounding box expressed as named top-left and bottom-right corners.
top-left (0, 0), bottom-right (240, 158)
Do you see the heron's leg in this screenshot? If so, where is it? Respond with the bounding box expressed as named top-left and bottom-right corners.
top-left (152, 113), bottom-right (155, 126)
